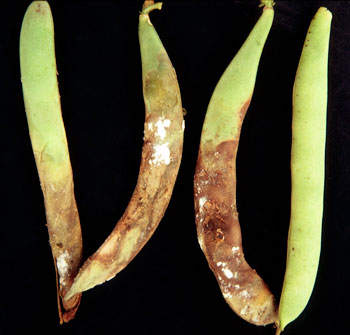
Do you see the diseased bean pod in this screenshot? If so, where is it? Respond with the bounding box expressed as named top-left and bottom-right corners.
top-left (20, 1), bottom-right (83, 323)
top-left (65, 1), bottom-right (184, 300)
top-left (276, 7), bottom-right (332, 334)
top-left (194, 0), bottom-right (276, 326)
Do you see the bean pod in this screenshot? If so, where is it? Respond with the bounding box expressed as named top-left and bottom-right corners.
top-left (65, 1), bottom-right (184, 300)
top-left (194, 0), bottom-right (276, 326)
top-left (276, 7), bottom-right (332, 334)
top-left (20, 1), bottom-right (83, 323)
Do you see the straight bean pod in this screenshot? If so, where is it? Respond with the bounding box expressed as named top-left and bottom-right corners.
top-left (276, 7), bottom-right (332, 334)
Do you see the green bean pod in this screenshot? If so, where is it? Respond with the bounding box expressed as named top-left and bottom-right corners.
top-left (20, 1), bottom-right (82, 323)
top-left (65, 1), bottom-right (184, 300)
top-left (194, 1), bottom-right (276, 326)
top-left (276, 7), bottom-right (332, 334)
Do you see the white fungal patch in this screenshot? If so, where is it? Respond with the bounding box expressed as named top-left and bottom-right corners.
top-left (198, 236), bottom-right (204, 251)
top-left (56, 250), bottom-right (70, 285)
top-left (149, 142), bottom-right (171, 166)
top-left (217, 262), bottom-right (235, 281)
top-left (252, 315), bottom-right (260, 323)
top-left (220, 281), bottom-right (233, 299)
top-left (182, 120), bottom-right (185, 131)
top-left (232, 246), bottom-right (240, 253)
top-left (222, 268), bottom-right (234, 279)
top-left (234, 271), bottom-right (238, 279)
top-left (234, 284), bottom-right (240, 289)
top-left (223, 291), bottom-right (233, 299)
top-left (216, 261), bottom-right (227, 267)
top-left (155, 118), bottom-right (171, 140)
top-left (240, 305), bottom-right (249, 316)
top-left (147, 122), bottom-right (153, 131)
top-left (239, 290), bottom-right (251, 299)
top-left (199, 197), bottom-right (208, 212)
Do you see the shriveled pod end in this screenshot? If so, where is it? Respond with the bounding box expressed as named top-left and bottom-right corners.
top-left (259, 0), bottom-right (276, 8)
top-left (53, 254), bottom-right (82, 324)
top-left (61, 295), bottom-right (82, 324)
top-left (142, 1), bottom-right (163, 14)
top-left (274, 321), bottom-right (282, 335)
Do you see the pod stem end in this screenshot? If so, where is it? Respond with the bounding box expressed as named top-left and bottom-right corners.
top-left (275, 324), bottom-right (282, 335)
top-left (259, 0), bottom-right (276, 8)
top-left (142, 1), bottom-right (162, 15)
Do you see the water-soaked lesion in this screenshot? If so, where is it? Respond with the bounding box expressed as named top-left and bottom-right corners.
top-left (144, 53), bottom-right (180, 114)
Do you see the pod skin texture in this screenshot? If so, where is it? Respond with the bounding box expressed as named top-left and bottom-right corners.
top-left (276, 7), bottom-right (332, 334)
top-left (194, 1), bottom-right (276, 326)
top-left (65, 1), bottom-right (184, 300)
top-left (20, 1), bottom-right (82, 323)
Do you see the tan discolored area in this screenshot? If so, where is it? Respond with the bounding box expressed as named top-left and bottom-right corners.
top-left (38, 167), bottom-right (82, 323)
top-left (194, 110), bottom-right (277, 326)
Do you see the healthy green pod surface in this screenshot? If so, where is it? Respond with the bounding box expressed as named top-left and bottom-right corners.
top-left (194, 1), bottom-right (276, 326)
top-left (65, 1), bottom-right (184, 300)
top-left (276, 7), bottom-right (332, 334)
top-left (20, 1), bottom-right (83, 323)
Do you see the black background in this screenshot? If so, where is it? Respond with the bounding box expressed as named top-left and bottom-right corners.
top-left (1, 1), bottom-right (349, 334)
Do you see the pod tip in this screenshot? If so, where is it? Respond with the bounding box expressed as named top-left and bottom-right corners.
top-left (317, 6), bottom-right (332, 20)
top-left (28, 1), bottom-right (50, 14)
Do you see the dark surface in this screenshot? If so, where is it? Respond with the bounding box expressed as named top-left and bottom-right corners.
top-left (1, 1), bottom-right (349, 334)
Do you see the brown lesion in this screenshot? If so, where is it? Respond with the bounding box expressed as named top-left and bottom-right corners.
top-left (35, 2), bottom-right (41, 13)
top-left (33, 2), bottom-right (47, 16)
top-left (65, 111), bottom-right (184, 298)
top-left (239, 98), bottom-right (252, 121)
top-left (194, 139), bottom-right (277, 325)
top-left (94, 114), bottom-right (183, 263)
top-left (39, 172), bottom-right (82, 323)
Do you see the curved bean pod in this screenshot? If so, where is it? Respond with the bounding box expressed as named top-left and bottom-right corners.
top-left (276, 7), bottom-right (332, 334)
top-left (20, 1), bottom-right (83, 323)
top-left (65, 1), bottom-right (184, 300)
top-left (194, 0), bottom-right (276, 326)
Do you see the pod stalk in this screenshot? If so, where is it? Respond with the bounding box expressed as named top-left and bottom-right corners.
top-left (259, 0), bottom-right (275, 8)
top-left (142, 1), bottom-right (162, 15)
